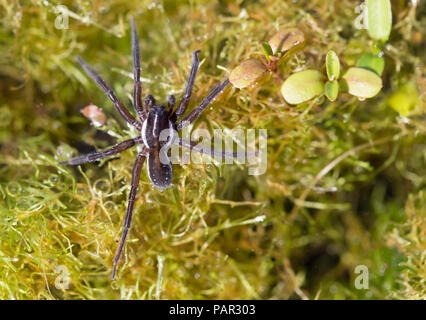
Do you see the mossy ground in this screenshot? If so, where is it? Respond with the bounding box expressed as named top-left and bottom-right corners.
top-left (0, 0), bottom-right (425, 299)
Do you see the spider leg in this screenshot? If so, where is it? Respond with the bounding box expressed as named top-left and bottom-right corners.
top-left (130, 17), bottom-right (145, 120)
top-left (59, 137), bottom-right (142, 165)
top-left (175, 137), bottom-right (258, 159)
top-left (112, 152), bottom-right (146, 280)
top-left (76, 56), bottom-right (142, 131)
top-left (176, 79), bottom-right (230, 131)
top-left (171, 50), bottom-right (201, 122)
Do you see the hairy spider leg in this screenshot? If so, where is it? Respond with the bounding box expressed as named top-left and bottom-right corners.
top-left (76, 56), bottom-right (142, 131)
top-left (170, 50), bottom-right (201, 123)
top-left (59, 137), bottom-right (142, 166)
top-left (130, 17), bottom-right (146, 120)
top-left (176, 79), bottom-right (230, 131)
top-left (112, 151), bottom-right (147, 280)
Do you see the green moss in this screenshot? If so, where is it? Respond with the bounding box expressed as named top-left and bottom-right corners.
top-left (0, 0), bottom-right (425, 299)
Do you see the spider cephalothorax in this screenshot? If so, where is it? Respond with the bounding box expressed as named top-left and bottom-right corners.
top-left (60, 18), bottom-right (230, 279)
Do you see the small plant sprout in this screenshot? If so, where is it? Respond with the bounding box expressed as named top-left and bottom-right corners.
top-left (325, 51), bottom-right (341, 102)
top-left (59, 18), bottom-right (252, 280)
top-left (229, 28), bottom-right (305, 89)
top-left (279, 0), bottom-right (394, 106)
top-left (281, 49), bottom-right (385, 105)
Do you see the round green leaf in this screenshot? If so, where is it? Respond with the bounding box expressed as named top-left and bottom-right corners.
top-left (366, 0), bottom-right (392, 42)
top-left (229, 59), bottom-right (268, 89)
top-left (342, 67), bottom-right (382, 98)
top-left (326, 51), bottom-right (340, 80)
top-left (356, 53), bottom-right (385, 76)
top-left (281, 70), bottom-right (325, 105)
top-left (325, 80), bottom-right (339, 101)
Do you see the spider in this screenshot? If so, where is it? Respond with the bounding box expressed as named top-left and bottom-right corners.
top-left (60, 18), bottom-right (234, 280)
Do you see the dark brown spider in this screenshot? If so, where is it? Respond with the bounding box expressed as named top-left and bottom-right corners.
top-left (60, 18), bottom-right (233, 280)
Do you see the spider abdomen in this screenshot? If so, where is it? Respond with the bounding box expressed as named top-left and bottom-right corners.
top-left (146, 149), bottom-right (173, 191)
